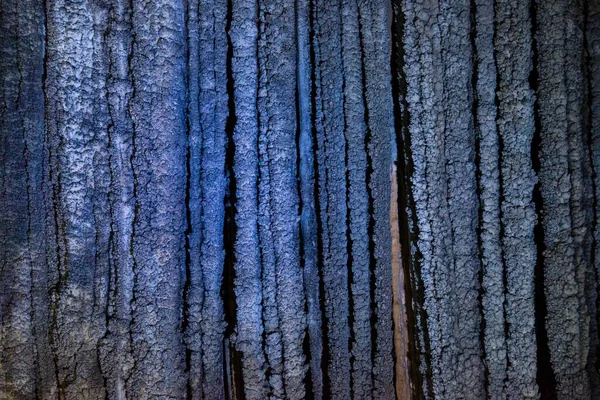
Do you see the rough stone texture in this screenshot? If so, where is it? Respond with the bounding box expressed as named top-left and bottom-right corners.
top-left (473, 1), bottom-right (507, 398)
top-left (495, 1), bottom-right (539, 398)
top-left (535, 1), bottom-right (596, 399)
top-left (587, 0), bottom-right (600, 398)
top-left (230, 0), bottom-right (268, 398)
top-left (312, 0), bottom-right (352, 398)
top-left (0, 0), bottom-right (53, 397)
top-left (400, 0), bottom-right (484, 397)
top-left (1, 1), bottom-right (600, 399)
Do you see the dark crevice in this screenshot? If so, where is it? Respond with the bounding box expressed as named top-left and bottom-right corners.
top-left (409, 132), bottom-right (434, 396)
top-left (182, 0), bottom-right (193, 394)
top-left (15, 0), bottom-right (42, 394)
top-left (531, 100), bottom-right (557, 400)
top-left (345, 174), bottom-right (355, 400)
top-left (294, 0), bottom-right (303, 309)
top-left (102, 5), bottom-right (116, 335)
top-left (473, 131), bottom-right (489, 398)
top-left (357, 19), bottom-right (378, 400)
top-left (99, 8), bottom-right (117, 399)
top-left (583, 0), bottom-right (600, 384)
top-left (257, 199), bottom-right (271, 399)
top-left (492, 2), bottom-right (510, 394)
top-left (498, 43), bottom-right (510, 400)
top-left (43, 2), bottom-right (70, 388)
top-left (41, 7), bottom-right (56, 395)
top-left (125, 0), bottom-right (139, 392)
top-left (310, 2), bottom-right (331, 397)
top-left (390, 0), bottom-right (409, 396)
top-left (256, 158), bottom-right (276, 399)
top-left (255, 14), bottom-right (268, 400)
top-left (48, 120), bottom-right (68, 399)
top-left (390, 1), bottom-right (428, 399)
top-left (183, 96), bottom-right (193, 395)
top-left (294, 0), bottom-right (314, 395)
top-left (223, 339), bottom-right (233, 400)
top-left (181, 3), bottom-right (193, 400)
top-left (307, 1), bottom-right (327, 397)
top-left (469, 0), bottom-right (489, 397)
top-left (314, 134), bottom-right (331, 400)
top-left (314, 14), bottom-right (335, 397)
top-left (298, 120), bottom-right (315, 394)
top-left (47, 150), bottom-right (62, 398)
top-left (223, 0), bottom-right (243, 398)
top-left (302, 332), bottom-right (314, 400)
top-left (294, 0), bottom-right (303, 253)
top-left (529, 1), bottom-right (558, 398)
top-left (297, 61), bottom-right (314, 400)
top-left (255, 11), bottom-right (268, 400)
top-left (338, 0), bottom-right (355, 397)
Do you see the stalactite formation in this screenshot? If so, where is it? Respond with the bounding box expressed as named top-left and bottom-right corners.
top-left (1, 0), bottom-right (600, 399)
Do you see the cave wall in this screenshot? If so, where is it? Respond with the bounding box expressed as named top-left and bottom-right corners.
top-left (0, 0), bottom-right (599, 399)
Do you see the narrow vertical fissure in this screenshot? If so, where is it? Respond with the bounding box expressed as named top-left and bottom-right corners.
top-left (223, 339), bottom-right (231, 400)
top-left (255, 6), bottom-right (279, 397)
top-left (473, 143), bottom-right (489, 397)
top-left (529, 2), bottom-right (557, 397)
top-left (223, 0), bottom-right (243, 397)
top-left (390, 1), bottom-right (421, 398)
top-left (41, 0), bottom-right (64, 395)
top-left (356, 9), bottom-right (377, 396)
top-left (314, 133), bottom-right (330, 400)
top-left (295, 0), bottom-right (318, 394)
top-left (41, 3), bottom-right (71, 397)
top-left (257, 152), bottom-right (274, 400)
top-left (254, 7), bottom-right (267, 396)
top-left (492, 5), bottom-right (511, 393)
top-left (391, 3), bottom-right (435, 399)
top-left (298, 127), bottom-right (317, 392)
top-left (497, 66), bottom-right (511, 396)
top-left (309, 2), bottom-right (331, 397)
top-left (43, 10), bottom-right (72, 392)
top-left (101, 7), bottom-right (114, 337)
top-left (531, 103), bottom-right (557, 400)
top-left (255, 12), bottom-right (265, 394)
top-left (26, 54), bottom-right (41, 396)
top-left (182, 3), bottom-right (193, 399)
top-left (99, 10), bottom-right (118, 398)
top-left (48, 125), bottom-right (66, 398)
top-left (295, 25), bottom-right (312, 400)
top-left (15, 0), bottom-right (42, 392)
top-left (183, 100), bottom-right (193, 400)
top-left (337, 0), bottom-right (355, 396)
top-left (469, 0), bottom-right (489, 393)
top-left (583, 0), bottom-right (600, 383)
top-left (345, 164), bottom-right (355, 400)
top-left (124, 0), bottom-right (139, 391)
top-left (257, 161), bottom-right (273, 400)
